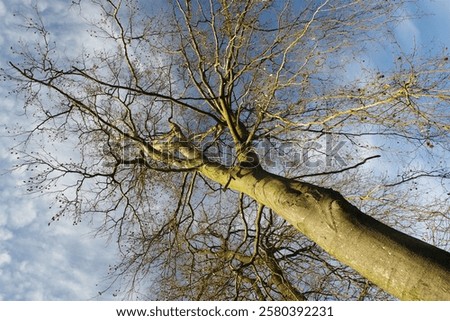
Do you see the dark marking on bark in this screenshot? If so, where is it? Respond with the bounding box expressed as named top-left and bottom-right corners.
top-left (222, 173), bottom-right (235, 191)
top-left (324, 200), bottom-right (338, 231)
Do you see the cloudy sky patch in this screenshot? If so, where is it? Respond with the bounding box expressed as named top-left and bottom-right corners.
top-left (0, 0), bottom-right (119, 301)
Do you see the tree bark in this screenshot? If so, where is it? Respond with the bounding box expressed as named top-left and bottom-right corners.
top-left (199, 163), bottom-right (450, 300)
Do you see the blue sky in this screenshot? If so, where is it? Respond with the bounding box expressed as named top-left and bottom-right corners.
top-left (0, 0), bottom-right (449, 300)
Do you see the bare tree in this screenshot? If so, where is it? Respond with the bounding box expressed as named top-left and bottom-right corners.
top-left (3, 0), bottom-right (450, 300)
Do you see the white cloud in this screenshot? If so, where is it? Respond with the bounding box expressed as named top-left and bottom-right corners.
top-left (0, 1), bottom-right (5, 17)
top-left (6, 200), bottom-right (37, 229)
top-left (0, 228), bottom-right (13, 241)
top-left (394, 14), bottom-right (421, 52)
top-left (0, 171), bottom-right (38, 229)
top-left (0, 252), bottom-right (11, 266)
top-left (0, 214), bottom-right (117, 300)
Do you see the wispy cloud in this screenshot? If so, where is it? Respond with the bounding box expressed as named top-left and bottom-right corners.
top-left (0, 0), bottom-right (118, 300)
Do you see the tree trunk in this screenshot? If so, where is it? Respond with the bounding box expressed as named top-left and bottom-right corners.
top-left (199, 163), bottom-right (450, 300)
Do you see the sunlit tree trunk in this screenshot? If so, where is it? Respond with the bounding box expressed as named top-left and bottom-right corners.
top-left (200, 163), bottom-right (450, 300)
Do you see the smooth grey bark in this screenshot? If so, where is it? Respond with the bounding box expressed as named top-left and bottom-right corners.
top-left (199, 162), bottom-right (450, 300)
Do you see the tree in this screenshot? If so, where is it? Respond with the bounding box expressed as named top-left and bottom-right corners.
top-left (3, 0), bottom-right (450, 300)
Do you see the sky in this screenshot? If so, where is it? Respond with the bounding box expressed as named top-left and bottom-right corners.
top-left (0, 0), bottom-right (449, 301)
top-left (0, 0), bottom-right (119, 300)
